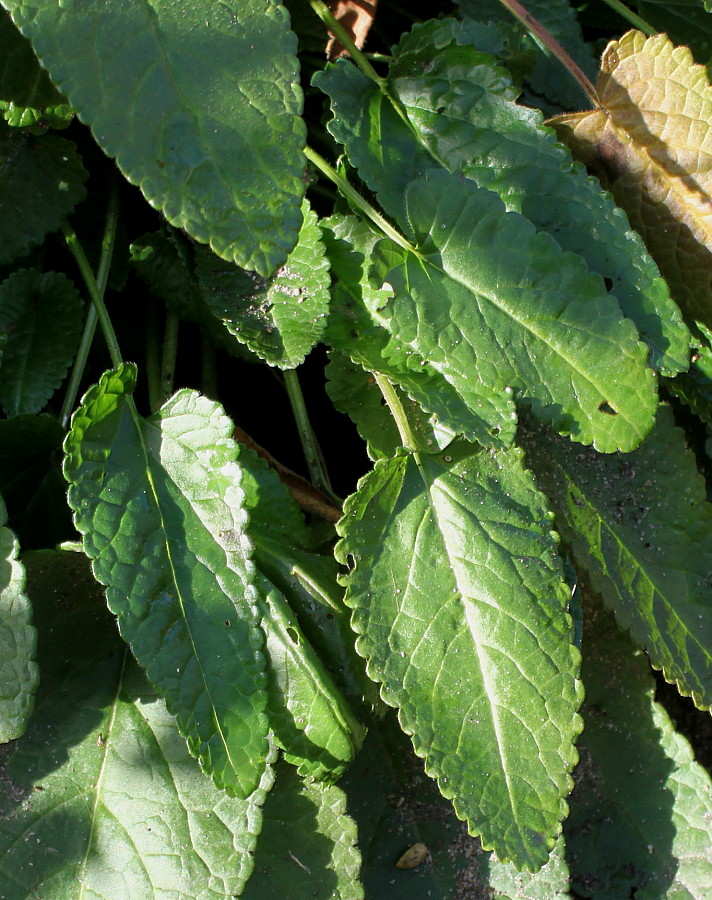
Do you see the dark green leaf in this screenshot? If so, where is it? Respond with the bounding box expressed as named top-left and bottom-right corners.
top-left (63, 365), bottom-right (270, 796)
top-left (195, 200), bottom-right (331, 368)
top-left (566, 589), bottom-right (712, 898)
top-left (243, 758), bottom-right (363, 900)
top-left (521, 405), bottom-right (712, 710)
top-left (3, 0), bottom-right (306, 275)
top-left (0, 495), bottom-right (37, 743)
top-left (337, 442), bottom-right (582, 869)
top-left (665, 322), bottom-right (712, 424)
top-left (0, 8), bottom-right (71, 129)
top-left (0, 549), bottom-right (276, 898)
top-left (0, 269), bottom-right (83, 416)
top-left (0, 125), bottom-right (86, 265)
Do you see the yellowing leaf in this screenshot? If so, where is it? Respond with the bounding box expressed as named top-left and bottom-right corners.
top-left (551, 30), bottom-right (712, 326)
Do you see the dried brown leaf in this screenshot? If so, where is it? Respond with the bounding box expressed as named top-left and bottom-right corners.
top-left (326, 0), bottom-right (377, 60)
top-left (551, 30), bottom-right (712, 326)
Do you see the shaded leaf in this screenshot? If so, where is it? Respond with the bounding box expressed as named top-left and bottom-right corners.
top-left (195, 200), bottom-right (331, 368)
top-left (243, 758), bottom-right (363, 900)
top-left (0, 125), bottom-right (86, 265)
top-left (551, 30), bottom-right (712, 327)
top-left (0, 548), bottom-right (276, 899)
top-left (337, 442), bottom-right (582, 869)
top-left (0, 8), bottom-right (72, 129)
top-left (566, 589), bottom-right (712, 898)
top-left (2, 0), bottom-right (306, 275)
top-left (665, 321), bottom-right (712, 424)
top-left (520, 405), bottom-right (712, 710)
top-left (0, 269), bottom-right (83, 416)
top-left (372, 171), bottom-right (657, 452)
top-left (0, 496), bottom-right (37, 743)
top-left (63, 365), bottom-right (269, 796)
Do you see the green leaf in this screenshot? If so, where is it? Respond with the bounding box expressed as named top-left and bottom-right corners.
top-left (372, 171), bottom-right (657, 453)
top-left (243, 759), bottom-right (363, 900)
top-left (486, 837), bottom-right (571, 899)
top-left (63, 365), bottom-right (270, 796)
top-left (0, 269), bottom-right (83, 416)
top-left (520, 404), bottom-right (712, 710)
top-left (0, 495), bottom-right (37, 743)
top-left (566, 589), bottom-right (712, 898)
top-left (0, 125), bottom-right (86, 265)
top-left (323, 214), bottom-right (513, 449)
top-left (2, 0), bottom-right (306, 275)
top-left (195, 200), bottom-right (331, 368)
top-left (337, 442), bottom-right (583, 869)
top-left (0, 414), bottom-right (74, 550)
top-left (0, 8), bottom-right (72, 129)
top-left (0, 549), bottom-right (276, 899)
top-left (665, 322), bottom-right (712, 425)
top-left (317, 26), bottom-right (689, 376)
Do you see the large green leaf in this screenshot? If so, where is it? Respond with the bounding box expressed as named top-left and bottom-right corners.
top-left (2, 0), bottom-right (306, 276)
top-left (337, 441), bottom-right (583, 869)
top-left (195, 200), bottom-right (331, 368)
top-left (243, 759), bottom-right (363, 900)
top-left (0, 269), bottom-right (83, 416)
top-left (566, 589), bottom-right (712, 898)
top-left (323, 214), bottom-right (514, 449)
top-left (0, 549), bottom-right (276, 899)
top-left (63, 365), bottom-right (269, 796)
top-left (316, 24), bottom-right (689, 376)
top-left (0, 124), bottom-right (86, 265)
top-left (521, 405), bottom-right (712, 710)
top-left (371, 171), bottom-right (657, 453)
top-left (0, 495), bottom-right (37, 743)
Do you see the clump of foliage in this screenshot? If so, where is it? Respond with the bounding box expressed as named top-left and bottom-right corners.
top-left (0, 0), bottom-right (711, 896)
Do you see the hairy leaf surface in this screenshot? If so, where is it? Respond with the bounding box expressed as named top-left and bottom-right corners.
top-left (566, 591), bottom-right (712, 898)
top-left (0, 269), bottom-right (83, 416)
top-left (0, 125), bottom-right (86, 264)
top-left (0, 496), bottom-right (36, 743)
top-left (0, 549), bottom-right (275, 899)
top-left (552, 30), bottom-right (712, 326)
top-left (521, 405), bottom-right (712, 709)
top-left (63, 365), bottom-right (269, 796)
top-left (243, 760), bottom-right (363, 900)
top-left (195, 200), bottom-right (330, 368)
top-left (2, 0), bottom-right (306, 275)
top-left (338, 442), bottom-right (583, 868)
top-left (372, 171), bottom-right (657, 452)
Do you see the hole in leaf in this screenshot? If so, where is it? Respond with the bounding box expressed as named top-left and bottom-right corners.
top-left (604, 276), bottom-right (613, 291)
top-left (286, 625), bottom-right (300, 645)
top-left (224, 619), bottom-right (231, 627)
top-left (598, 401), bottom-right (617, 415)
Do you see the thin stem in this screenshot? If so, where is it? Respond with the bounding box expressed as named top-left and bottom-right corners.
top-left (307, 0), bottom-right (383, 84)
top-left (373, 373), bottom-right (418, 451)
top-left (146, 301), bottom-right (162, 413)
top-left (160, 310), bottom-right (180, 406)
top-left (283, 368), bottom-right (338, 501)
top-left (304, 146), bottom-right (417, 255)
top-left (496, 0), bottom-right (599, 107)
top-left (600, 0), bottom-right (656, 35)
top-left (60, 183), bottom-right (121, 426)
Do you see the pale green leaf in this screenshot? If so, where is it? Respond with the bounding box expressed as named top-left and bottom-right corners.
top-left (2, 0), bottom-right (306, 275)
top-left (337, 441), bottom-right (583, 869)
top-left (566, 590), bottom-right (712, 898)
top-left (243, 759), bottom-right (363, 900)
top-left (195, 200), bottom-right (331, 368)
top-left (63, 365), bottom-right (269, 797)
top-left (0, 124), bottom-right (86, 265)
top-left (0, 495), bottom-right (37, 743)
top-left (0, 548), bottom-right (276, 899)
top-left (372, 171), bottom-right (657, 453)
top-left (0, 269), bottom-right (83, 416)
top-left (520, 405), bottom-right (712, 710)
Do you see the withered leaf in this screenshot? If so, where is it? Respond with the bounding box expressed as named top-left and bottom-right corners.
top-left (551, 30), bottom-right (712, 327)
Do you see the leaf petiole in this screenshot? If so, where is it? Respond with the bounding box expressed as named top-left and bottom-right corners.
top-left (284, 368), bottom-right (339, 503)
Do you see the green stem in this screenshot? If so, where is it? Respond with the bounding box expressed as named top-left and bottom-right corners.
top-left (283, 368), bottom-right (338, 500)
top-left (146, 300), bottom-right (162, 413)
top-left (160, 310), bottom-right (180, 406)
top-left (599, 0), bottom-right (656, 35)
top-left (307, 0), bottom-right (383, 84)
top-left (373, 373), bottom-right (418, 452)
top-left (59, 183), bottom-right (120, 427)
top-left (304, 146), bottom-right (418, 255)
